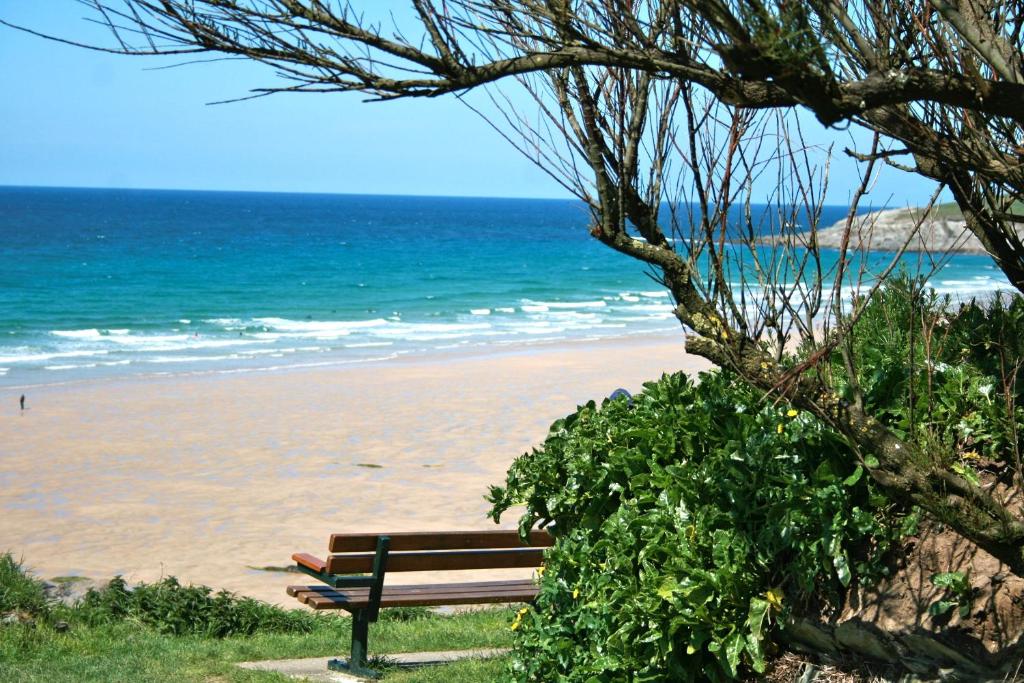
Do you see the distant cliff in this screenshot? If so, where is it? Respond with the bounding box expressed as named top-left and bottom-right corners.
top-left (768, 204), bottom-right (993, 254)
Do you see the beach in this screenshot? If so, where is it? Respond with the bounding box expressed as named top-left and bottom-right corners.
top-left (0, 188), bottom-right (1008, 608)
top-left (0, 333), bottom-right (708, 605)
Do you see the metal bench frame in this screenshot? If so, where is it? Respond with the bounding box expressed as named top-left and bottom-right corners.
top-left (290, 531), bottom-right (548, 678)
top-left (294, 535), bottom-right (390, 677)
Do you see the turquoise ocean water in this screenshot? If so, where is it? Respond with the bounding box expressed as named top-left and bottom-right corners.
top-left (0, 187), bottom-right (1012, 387)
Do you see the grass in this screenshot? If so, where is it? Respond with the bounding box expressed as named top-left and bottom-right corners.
top-left (0, 554), bottom-right (50, 619)
top-left (0, 554), bottom-right (515, 683)
top-left (893, 200), bottom-right (1024, 220)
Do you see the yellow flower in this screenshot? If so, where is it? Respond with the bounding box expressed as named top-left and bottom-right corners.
top-left (776, 423), bottom-right (784, 434)
top-left (760, 362), bottom-right (769, 370)
top-left (573, 588), bottom-right (580, 599)
top-left (787, 409), bottom-right (799, 418)
top-left (510, 606), bottom-right (529, 631)
top-left (536, 566), bottom-right (546, 577)
top-left (963, 450), bottom-right (980, 460)
top-left (765, 587), bottom-right (784, 611)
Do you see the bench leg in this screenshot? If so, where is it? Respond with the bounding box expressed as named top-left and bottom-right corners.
top-left (327, 609), bottom-right (378, 678)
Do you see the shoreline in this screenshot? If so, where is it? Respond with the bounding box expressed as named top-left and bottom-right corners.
top-left (0, 332), bottom-right (708, 604)
top-left (0, 327), bottom-right (683, 392)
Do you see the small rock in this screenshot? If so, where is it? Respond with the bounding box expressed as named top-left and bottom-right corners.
top-left (796, 663), bottom-right (819, 683)
top-left (44, 576), bottom-right (106, 606)
top-left (1, 611), bottom-right (36, 627)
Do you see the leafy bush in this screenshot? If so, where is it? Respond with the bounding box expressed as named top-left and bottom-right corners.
top-left (488, 370), bottom-right (907, 682)
top-left (487, 279), bottom-right (1024, 681)
top-left (0, 553), bottom-right (320, 637)
top-left (76, 576), bottom-right (317, 637)
top-left (0, 553), bottom-right (52, 621)
top-left (835, 276), bottom-right (1024, 473)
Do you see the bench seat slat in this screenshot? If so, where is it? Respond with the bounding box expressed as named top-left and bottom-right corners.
top-left (287, 584), bottom-right (344, 598)
top-left (329, 529), bottom-right (553, 553)
top-left (287, 579), bottom-right (537, 600)
top-left (326, 547), bottom-right (544, 574)
top-left (292, 580), bottom-right (540, 610)
top-left (291, 587), bottom-right (542, 607)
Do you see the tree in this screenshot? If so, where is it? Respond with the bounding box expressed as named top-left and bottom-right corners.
top-left (7, 1), bottom-right (1023, 574)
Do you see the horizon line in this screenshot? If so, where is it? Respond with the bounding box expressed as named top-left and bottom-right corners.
top-left (0, 183), bottom-right (895, 209)
top-left (0, 182), bottom-right (579, 203)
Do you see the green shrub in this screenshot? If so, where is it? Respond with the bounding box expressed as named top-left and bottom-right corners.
top-left (487, 279), bottom-right (1023, 681)
top-left (836, 276), bottom-right (1024, 471)
top-left (488, 370), bottom-right (906, 682)
top-left (76, 576), bottom-right (317, 637)
top-left (0, 553), bottom-right (52, 620)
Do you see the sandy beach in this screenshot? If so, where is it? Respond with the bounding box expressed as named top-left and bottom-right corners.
top-left (0, 334), bottom-right (708, 605)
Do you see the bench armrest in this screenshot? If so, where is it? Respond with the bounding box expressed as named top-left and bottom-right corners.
top-left (292, 553), bottom-right (327, 574)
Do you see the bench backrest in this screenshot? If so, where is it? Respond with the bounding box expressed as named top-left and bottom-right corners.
top-left (325, 529), bottom-right (553, 575)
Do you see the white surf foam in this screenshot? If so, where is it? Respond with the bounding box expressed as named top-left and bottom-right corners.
top-left (522, 299), bottom-right (608, 309)
top-left (253, 317), bottom-right (389, 332)
top-left (144, 354), bottom-right (238, 364)
top-left (45, 363), bottom-right (97, 371)
top-left (51, 329), bottom-right (104, 340)
top-left (0, 349), bottom-right (109, 364)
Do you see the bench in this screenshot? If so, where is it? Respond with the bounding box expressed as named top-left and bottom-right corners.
top-left (288, 529), bottom-right (553, 677)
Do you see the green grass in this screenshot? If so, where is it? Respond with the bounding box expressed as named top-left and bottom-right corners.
top-left (0, 614), bottom-right (514, 682)
top-left (0, 555), bottom-right (51, 620)
top-left (923, 202), bottom-right (967, 219)
top-left (894, 200), bottom-right (1023, 220)
top-left (0, 554), bottom-right (514, 682)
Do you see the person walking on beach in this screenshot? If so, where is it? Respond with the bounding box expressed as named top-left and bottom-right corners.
top-left (19, 394), bottom-right (25, 412)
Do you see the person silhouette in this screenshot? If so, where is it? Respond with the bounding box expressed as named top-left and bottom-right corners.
top-left (20, 394), bottom-right (25, 411)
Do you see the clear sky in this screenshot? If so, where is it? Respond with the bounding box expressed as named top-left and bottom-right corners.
top-left (1, 2), bottom-right (946, 205)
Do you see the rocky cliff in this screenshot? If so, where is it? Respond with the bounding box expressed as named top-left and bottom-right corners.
top-left (769, 206), bottom-right (992, 254)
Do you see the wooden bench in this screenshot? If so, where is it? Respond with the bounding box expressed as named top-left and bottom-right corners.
top-left (288, 529), bottom-right (553, 677)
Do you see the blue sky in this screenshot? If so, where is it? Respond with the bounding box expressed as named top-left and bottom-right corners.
top-left (1, 2), bottom-right (946, 205)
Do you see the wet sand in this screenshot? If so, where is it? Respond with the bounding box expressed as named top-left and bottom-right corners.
top-left (0, 334), bottom-right (709, 604)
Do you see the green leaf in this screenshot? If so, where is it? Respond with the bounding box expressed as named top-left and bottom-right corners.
top-left (842, 465), bottom-right (864, 487)
top-left (725, 632), bottom-right (745, 677)
top-left (951, 462), bottom-right (980, 486)
top-left (686, 627), bottom-right (711, 655)
top-left (930, 571), bottom-right (966, 589)
top-left (864, 454), bottom-right (880, 468)
top-left (656, 576), bottom-right (678, 601)
top-left (834, 553), bottom-right (851, 586)
top-left (712, 529), bottom-right (732, 567)
top-left (746, 597), bottom-right (769, 641)
top-left (745, 632), bottom-right (767, 673)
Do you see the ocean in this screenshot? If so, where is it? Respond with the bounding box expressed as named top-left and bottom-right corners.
top-left (0, 186), bottom-right (1012, 387)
